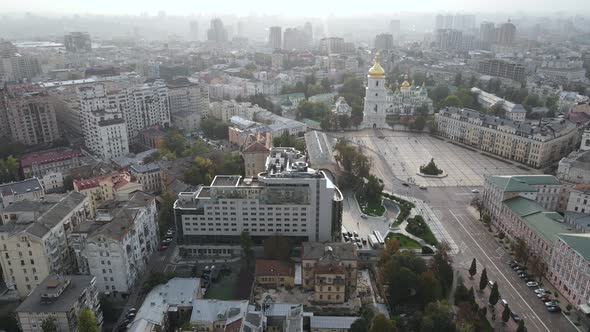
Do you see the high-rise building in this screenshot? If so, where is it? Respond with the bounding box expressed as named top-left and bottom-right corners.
top-left (0, 40), bottom-right (41, 83)
top-left (480, 21), bottom-right (496, 49)
top-left (173, 147), bottom-right (344, 256)
top-left (496, 20), bottom-right (516, 45)
top-left (319, 37), bottom-right (345, 55)
top-left (64, 32), bottom-right (92, 52)
top-left (207, 18), bottom-right (228, 44)
top-left (2, 85), bottom-right (60, 145)
top-left (167, 77), bottom-right (208, 132)
top-left (390, 20), bottom-right (401, 39)
top-left (453, 14), bottom-right (475, 31)
top-left (283, 28), bottom-right (309, 51)
top-left (269, 26), bottom-right (282, 49)
top-left (375, 33), bottom-right (394, 51)
top-left (435, 29), bottom-right (463, 50)
top-left (477, 59), bottom-right (526, 81)
top-left (304, 22), bottom-right (313, 42)
top-left (189, 20), bottom-right (199, 41)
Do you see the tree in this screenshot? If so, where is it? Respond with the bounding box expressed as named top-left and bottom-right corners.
top-left (369, 313), bottom-right (397, 332)
top-left (364, 175), bottom-right (384, 202)
top-left (201, 118), bottom-right (229, 140)
top-left (184, 157), bottom-right (216, 185)
top-left (420, 301), bottom-right (456, 332)
top-left (240, 231), bottom-right (253, 258)
top-left (63, 175), bottom-right (74, 191)
top-left (41, 317), bottom-right (58, 332)
top-left (513, 237), bottom-right (529, 266)
top-left (78, 308), bottom-right (99, 332)
top-left (479, 268), bottom-right (488, 292)
top-left (263, 236), bottom-right (291, 260)
top-left (454, 72), bottom-right (463, 86)
top-left (217, 153), bottom-right (244, 175)
top-left (338, 114), bottom-right (351, 129)
top-left (273, 131), bottom-right (305, 151)
top-left (516, 320), bottom-right (527, 332)
top-left (440, 95), bottom-right (463, 108)
top-left (389, 267), bottom-right (418, 303)
top-left (502, 305), bottom-right (511, 324)
top-left (420, 158), bottom-right (443, 175)
top-left (470, 197), bottom-right (483, 220)
top-left (429, 85), bottom-right (450, 105)
top-left (468, 258), bottom-right (477, 279)
top-left (350, 318), bottom-right (370, 332)
top-left (158, 191), bottom-right (176, 234)
top-left (482, 214), bottom-right (491, 225)
top-left (418, 270), bottom-right (442, 307)
top-left (488, 282), bottom-right (500, 306)
top-left (410, 116), bottom-right (426, 131)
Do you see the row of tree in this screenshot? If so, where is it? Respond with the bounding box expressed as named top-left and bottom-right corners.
top-left (281, 74), bottom-right (333, 99)
top-left (184, 152), bottom-right (244, 186)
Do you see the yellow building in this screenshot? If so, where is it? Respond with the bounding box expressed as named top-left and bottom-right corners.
top-left (73, 171), bottom-right (142, 216)
top-left (255, 259), bottom-right (294, 288)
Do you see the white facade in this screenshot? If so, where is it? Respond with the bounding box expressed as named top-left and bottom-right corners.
top-left (567, 187), bottom-right (590, 214)
top-left (174, 148), bottom-right (343, 256)
top-left (71, 192), bottom-right (158, 294)
top-left (40, 171), bottom-right (64, 191)
top-left (167, 81), bottom-right (209, 131)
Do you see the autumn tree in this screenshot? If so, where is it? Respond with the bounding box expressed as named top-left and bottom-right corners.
top-left (78, 308), bottom-right (99, 332)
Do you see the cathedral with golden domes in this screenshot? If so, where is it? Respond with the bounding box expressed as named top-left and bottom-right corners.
top-left (360, 53), bottom-right (433, 129)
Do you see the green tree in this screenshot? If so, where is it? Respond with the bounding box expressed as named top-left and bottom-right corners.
top-left (240, 231), bottom-right (253, 258)
top-left (158, 191), bottom-right (176, 234)
top-left (78, 308), bottom-right (99, 332)
top-left (488, 282), bottom-right (500, 306)
top-left (263, 236), bottom-right (291, 260)
top-left (482, 214), bottom-right (491, 225)
top-left (41, 317), bottom-right (58, 332)
top-left (502, 305), bottom-right (511, 324)
top-left (273, 131), bottom-right (305, 151)
top-left (217, 152), bottom-right (244, 175)
top-left (418, 270), bottom-right (442, 307)
top-left (468, 258), bottom-right (477, 279)
top-left (454, 72), bottom-right (463, 86)
top-left (516, 320), bottom-right (527, 332)
top-left (410, 116), bottom-right (426, 131)
top-left (184, 157), bottom-right (216, 185)
top-left (369, 313), bottom-right (397, 332)
top-left (63, 175), bottom-right (74, 191)
top-left (440, 95), bottom-right (463, 108)
top-left (389, 267), bottom-right (418, 303)
top-left (338, 115), bottom-right (351, 129)
top-left (429, 85), bottom-right (450, 105)
top-left (420, 158), bottom-right (443, 175)
top-left (351, 318), bottom-right (370, 332)
top-left (201, 118), bottom-right (229, 140)
top-left (420, 301), bottom-right (456, 332)
top-left (364, 175), bottom-right (384, 202)
top-left (513, 237), bottom-right (529, 266)
top-left (479, 268), bottom-right (488, 292)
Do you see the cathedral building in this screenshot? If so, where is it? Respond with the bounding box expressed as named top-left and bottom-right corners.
top-left (361, 53), bottom-right (433, 129)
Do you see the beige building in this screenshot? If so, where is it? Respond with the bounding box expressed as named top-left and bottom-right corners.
top-left (73, 171), bottom-right (142, 216)
top-left (0, 192), bottom-right (90, 297)
top-left (241, 135), bottom-right (272, 178)
top-left (435, 107), bottom-right (581, 168)
top-left (549, 233), bottom-right (590, 309)
top-left (15, 274), bottom-right (102, 332)
top-left (129, 162), bottom-right (163, 193)
top-left (255, 259), bottom-right (294, 288)
top-left (301, 242), bottom-right (357, 304)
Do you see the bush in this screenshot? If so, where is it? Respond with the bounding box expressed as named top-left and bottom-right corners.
top-left (419, 158), bottom-right (443, 175)
top-left (498, 231), bottom-right (505, 239)
top-left (422, 246), bottom-right (434, 254)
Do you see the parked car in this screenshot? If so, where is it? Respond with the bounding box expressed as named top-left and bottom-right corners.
top-left (360, 214), bottom-right (368, 219)
top-left (501, 299), bottom-right (509, 307)
top-left (518, 272), bottom-right (528, 278)
top-left (526, 281), bottom-right (539, 287)
top-left (547, 306), bottom-right (562, 313)
top-left (353, 231), bottom-right (358, 238)
top-left (537, 292), bottom-right (547, 298)
top-left (356, 242), bottom-right (362, 249)
top-left (544, 301), bottom-right (558, 307)
top-left (343, 236), bottom-right (350, 242)
top-left (362, 238), bottom-right (367, 245)
top-left (471, 189), bottom-right (480, 193)
top-left (534, 288), bottom-right (546, 294)
top-left (512, 265), bottom-right (521, 271)
top-left (488, 280), bottom-right (494, 288)
top-left (162, 237), bottom-right (173, 244)
top-left (402, 183), bottom-right (410, 187)
top-left (127, 308), bottom-right (137, 314)
top-left (126, 312), bottom-right (136, 320)
top-left (419, 185), bottom-right (427, 189)
top-left (510, 312), bottom-right (522, 322)
top-left (541, 296), bottom-right (553, 303)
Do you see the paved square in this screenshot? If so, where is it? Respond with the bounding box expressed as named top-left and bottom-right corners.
top-left (348, 131), bottom-right (538, 187)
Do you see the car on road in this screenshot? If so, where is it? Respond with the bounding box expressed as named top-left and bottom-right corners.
top-left (471, 189), bottom-right (480, 193)
top-left (402, 183), bottom-right (410, 187)
top-left (419, 185), bottom-right (427, 189)
top-left (488, 280), bottom-right (494, 288)
top-left (544, 301), bottom-right (558, 307)
top-left (501, 299), bottom-right (509, 307)
top-left (518, 272), bottom-right (528, 278)
top-left (360, 214), bottom-right (368, 219)
top-left (534, 288), bottom-right (546, 294)
top-left (526, 281), bottom-right (539, 287)
top-left (510, 312), bottom-right (522, 322)
top-left (547, 306), bottom-right (562, 313)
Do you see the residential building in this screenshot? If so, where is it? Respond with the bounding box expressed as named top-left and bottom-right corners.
top-left (361, 53), bottom-right (433, 129)
top-left (557, 127), bottom-right (590, 183)
top-left (566, 184), bottom-right (590, 214)
top-left (82, 108), bottom-right (129, 161)
top-left (2, 86), bottom-right (60, 146)
top-left (320, 37), bottom-right (345, 55)
top-left (479, 22), bottom-right (496, 49)
top-left (207, 18), bottom-right (228, 44)
top-left (269, 26), bottom-right (282, 49)
top-left (255, 259), bottom-right (294, 288)
top-left (139, 126), bottom-right (165, 149)
top-left (477, 59), bottom-right (525, 82)
top-left (167, 77), bottom-right (208, 131)
top-left (496, 20), bottom-right (516, 45)
top-left (284, 28), bottom-right (309, 51)
top-left (73, 171), bottom-right (142, 216)
top-left (189, 300), bottom-right (257, 332)
top-left (189, 20), bottom-right (199, 41)
top-left (471, 88), bottom-right (527, 122)
top-left (129, 162), bottom-right (163, 193)
top-left (64, 32), bottom-right (92, 52)
top-left (174, 148), bottom-right (344, 256)
top-left (0, 178), bottom-right (45, 210)
top-left (435, 29), bottom-right (463, 50)
top-left (70, 192), bottom-right (158, 294)
top-left (0, 40), bottom-right (41, 84)
top-left (549, 233), bottom-right (590, 308)
top-left (40, 172), bottom-right (65, 192)
top-left (374, 34), bottom-right (394, 51)
top-left (301, 242), bottom-right (357, 304)
top-left (127, 278), bottom-right (202, 332)
top-left (20, 148), bottom-right (83, 179)
top-left (15, 274), bottom-right (102, 332)
top-left (310, 316), bottom-right (359, 332)
top-left (262, 303), bottom-right (303, 332)
top-left (0, 192), bottom-right (90, 297)
top-left (435, 107), bottom-right (580, 168)
top-left (241, 134), bottom-right (272, 177)
top-left (537, 58), bottom-right (587, 83)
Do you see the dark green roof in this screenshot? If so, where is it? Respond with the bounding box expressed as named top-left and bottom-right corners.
top-left (503, 197), bottom-right (543, 217)
top-left (488, 175), bottom-right (560, 193)
top-left (557, 233), bottom-right (590, 261)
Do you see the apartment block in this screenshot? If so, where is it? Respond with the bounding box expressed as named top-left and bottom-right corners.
top-left (73, 171), bottom-right (142, 216)
top-left (174, 147), bottom-right (343, 256)
top-left (477, 59), bottom-right (526, 82)
top-left (15, 274), bottom-right (102, 332)
top-left (167, 78), bottom-right (208, 131)
top-left (566, 184), bottom-right (590, 214)
top-left (301, 242), bottom-right (358, 304)
top-left (20, 148), bottom-right (83, 179)
top-left (435, 107), bottom-right (580, 168)
top-left (70, 192), bottom-right (158, 294)
top-left (0, 178), bottom-right (45, 210)
top-left (0, 192), bottom-right (89, 297)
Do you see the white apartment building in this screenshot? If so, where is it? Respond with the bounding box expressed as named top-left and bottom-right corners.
top-left (15, 274), bottom-right (102, 332)
top-left (129, 163), bottom-right (163, 193)
top-left (557, 127), bottom-right (590, 183)
top-left (435, 107), bottom-right (580, 168)
top-left (70, 192), bottom-right (158, 294)
top-left (167, 78), bottom-right (209, 131)
top-left (0, 192), bottom-right (90, 297)
top-left (83, 109), bottom-right (129, 161)
top-left (566, 184), bottom-right (590, 214)
top-left (0, 178), bottom-right (45, 210)
top-left (174, 147), bottom-right (343, 256)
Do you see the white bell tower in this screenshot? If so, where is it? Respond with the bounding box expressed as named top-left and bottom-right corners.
top-left (361, 52), bottom-right (388, 129)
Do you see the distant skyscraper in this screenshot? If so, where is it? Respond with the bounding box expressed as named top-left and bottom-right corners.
top-left (480, 22), bottom-right (495, 49)
top-left (375, 33), bottom-right (394, 51)
top-left (444, 15), bottom-right (454, 29)
top-left (496, 20), bottom-right (516, 45)
top-left (319, 37), bottom-right (345, 55)
top-left (390, 20), bottom-right (401, 39)
top-left (304, 22), bottom-right (313, 42)
top-left (453, 14), bottom-right (475, 31)
top-left (189, 20), bottom-right (199, 41)
top-left (435, 14), bottom-right (444, 30)
top-left (269, 26), bottom-right (282, 49)
top-left (64, 32), bottom-right (92, 52)
top-left (237, 21), bottom-right (245, 37)
top-left (284, 28), bottom-right (308, 51)
top-left (207, 18), bottom-right (228, 44)
top-left (436, 29), bottom-right (463, 50)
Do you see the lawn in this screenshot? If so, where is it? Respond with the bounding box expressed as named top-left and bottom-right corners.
top-left (205, 272), bottom-right (238, 300)
top-left (406, 215), bottom-right (439, 246)
top-left (386, 233), bottom-right (422, 249)
top-left (356, 194), bottom-right (385, 217)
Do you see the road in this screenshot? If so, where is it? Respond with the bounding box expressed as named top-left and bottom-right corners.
top-left (335, 130), bottom-right (578, 332)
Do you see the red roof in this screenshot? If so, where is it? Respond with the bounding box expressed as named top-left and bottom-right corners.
top-left (566, 112), bottom-right (590, 125)
top-left (255, 259), bottom-right (292, 277)
top-left (243, 141), bottom-right (270, 153)
top-left (74, 176), bottom-right (106, 191)
top-left (21, 149), bottom-right (82, 169)
top-left (314, 264), bottom-right (346, 274)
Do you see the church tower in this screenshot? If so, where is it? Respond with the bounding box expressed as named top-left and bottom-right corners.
top-left (361, 52), bottom-right (388, 129)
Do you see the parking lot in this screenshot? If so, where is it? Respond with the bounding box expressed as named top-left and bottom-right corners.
top-left (342, 131), bottom-right (538, 187)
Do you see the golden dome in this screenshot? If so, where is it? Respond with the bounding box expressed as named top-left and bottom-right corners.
top-left (401, 80), bottom-right (411, 88)
top-left (368, 52), bottom-right (385, 78)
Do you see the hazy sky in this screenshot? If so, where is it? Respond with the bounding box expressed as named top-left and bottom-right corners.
top-left (3, 0), bottom-right (589, 16)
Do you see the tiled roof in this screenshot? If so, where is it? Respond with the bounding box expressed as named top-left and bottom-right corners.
top-left (243, 141), bottom-right (270, 153)
top-left (255, 259), bottom-right (292, 277)
top-left (20, 149), bottom-right (82, 169)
